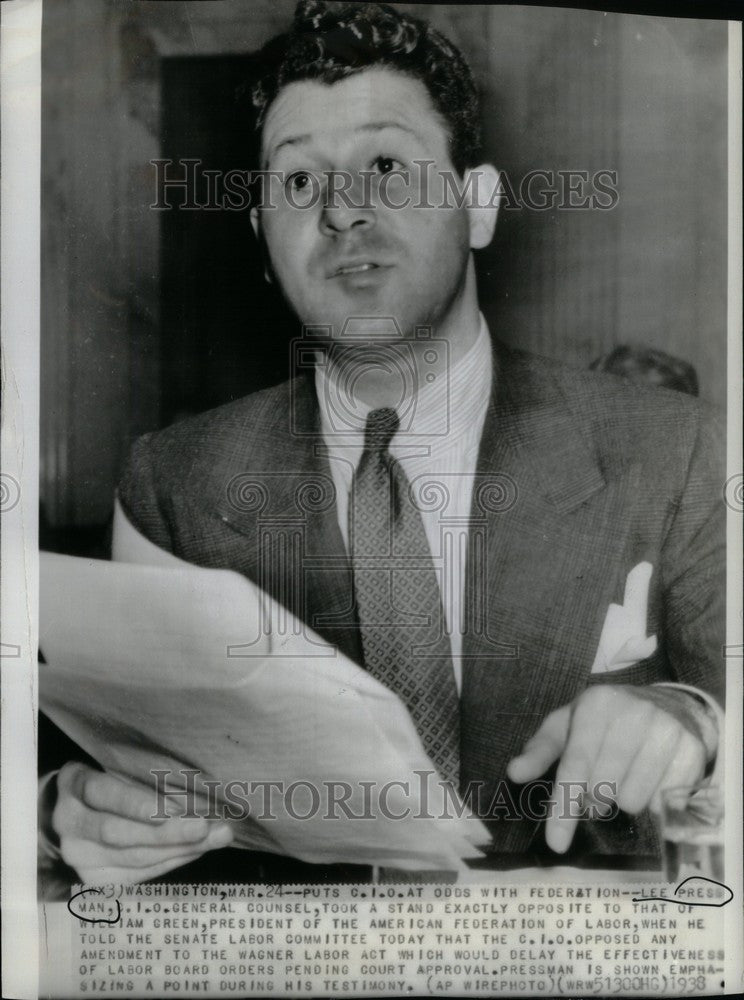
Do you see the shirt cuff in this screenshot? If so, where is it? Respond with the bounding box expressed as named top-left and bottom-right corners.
top-left (653, 682), bottom-right (723, 777)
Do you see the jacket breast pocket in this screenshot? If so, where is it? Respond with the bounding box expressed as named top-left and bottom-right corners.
top-left (584, 644), bottom-right (672, 688)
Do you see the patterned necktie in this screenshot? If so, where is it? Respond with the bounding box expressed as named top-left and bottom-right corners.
top-left (349, 407), bottom-right (460, 787)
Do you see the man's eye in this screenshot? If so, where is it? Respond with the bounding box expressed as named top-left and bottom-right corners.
top-left (287, 171), bottom-right (312, 191)
top-left (372, 156), bottom-right (404, 175)
top-left (284, 170), bottom-right (320, 206)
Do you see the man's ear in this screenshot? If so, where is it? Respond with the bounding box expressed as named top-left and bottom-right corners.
top-left (250, 207), bottom-right (273, 284)
top-left (464, 164), bottom-right (501, 251)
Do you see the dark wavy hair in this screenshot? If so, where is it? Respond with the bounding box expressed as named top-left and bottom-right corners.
top-left (252, 0), bottom-right (482, 174)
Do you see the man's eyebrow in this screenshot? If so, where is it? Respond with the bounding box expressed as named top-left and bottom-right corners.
top-left (271, 134), bottom-right (311, 158)
top-left (356, 121), bottom-right (422, 139)
top-left (268, 121), bottom-right (422, 160)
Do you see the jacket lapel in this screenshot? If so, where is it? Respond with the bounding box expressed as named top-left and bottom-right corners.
top-left (460, 343), bottom-right (641, 849)
top-left (208, 376), bottom-right (362, 665)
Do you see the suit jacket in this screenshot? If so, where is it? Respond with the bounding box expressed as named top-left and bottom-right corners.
top-left (117, 340), bottom-right (725, 866)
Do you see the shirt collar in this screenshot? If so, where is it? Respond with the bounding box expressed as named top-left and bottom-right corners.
top-left (315, 314), bottom-right (493, 454)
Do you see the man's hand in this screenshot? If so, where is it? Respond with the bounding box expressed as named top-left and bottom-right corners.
top-left (506, 685), bottom-right (712, 854)
top-left (50, 763), bottom-right (233, 884)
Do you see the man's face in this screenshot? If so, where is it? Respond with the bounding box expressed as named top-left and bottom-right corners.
top-left (254, 68), bottom-right (474, 340)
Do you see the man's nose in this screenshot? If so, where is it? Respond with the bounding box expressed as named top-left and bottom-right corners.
top-left (320, 172), bottom-right (376, 236)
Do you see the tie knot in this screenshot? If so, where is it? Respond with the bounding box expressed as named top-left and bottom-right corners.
top-left (364, 407), bottom-right (399, 453)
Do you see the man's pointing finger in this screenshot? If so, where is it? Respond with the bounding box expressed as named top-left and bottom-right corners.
top-left (507, 705), bottom-right (571, 784)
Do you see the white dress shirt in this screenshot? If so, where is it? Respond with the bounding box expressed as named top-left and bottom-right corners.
top-left (315, 315), bottom-right (492, 691)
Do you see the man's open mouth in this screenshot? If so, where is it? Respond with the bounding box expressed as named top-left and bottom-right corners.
top-left (333, 262), bottom-right (380, 276)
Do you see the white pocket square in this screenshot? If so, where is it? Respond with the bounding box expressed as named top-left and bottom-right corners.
top-left (591, 561), bottom-right (657, 674)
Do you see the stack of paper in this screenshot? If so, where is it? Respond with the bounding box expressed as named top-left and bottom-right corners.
top-left (38, 510), bottom-right (488, 872)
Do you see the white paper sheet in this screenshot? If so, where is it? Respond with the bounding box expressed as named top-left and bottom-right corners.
top-left (39, 517), bottom-right (488, 872)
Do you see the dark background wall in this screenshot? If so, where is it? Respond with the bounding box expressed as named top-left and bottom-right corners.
top-left (40, 0), bottom-right (728, 536)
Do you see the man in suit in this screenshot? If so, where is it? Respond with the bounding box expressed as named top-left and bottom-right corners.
top-left (43, 0), bottom-right (724, 886)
